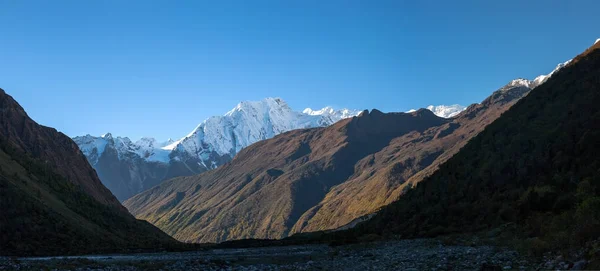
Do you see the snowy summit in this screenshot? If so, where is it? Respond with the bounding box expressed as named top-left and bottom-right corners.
top-left (75, 97), bottom-right (360, 166)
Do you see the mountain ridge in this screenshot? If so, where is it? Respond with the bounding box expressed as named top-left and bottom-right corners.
top-left (341, 38), bottom-right (600, 256)
top-left (73, 98), bottom-right (361, 201)
top-left (124, 76), bottom-right (538, 242)
top-left (0, 88), bottom-right (178, 256)
top-left (74, 98), bottom-right (468, 202)
top-left (123, 47), bottom-right (575, 242)
top-left (0, 88), bottom-right (123, 210)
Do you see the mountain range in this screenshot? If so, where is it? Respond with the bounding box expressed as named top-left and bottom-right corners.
top-left (0, 88), bottom-right (178, 256)
top-left (74, 99), bottom-right (465, 201)
top-left (123, 54), bottom-right (571, 243)
top-left (3, 37), bottom-right (599, 264)
top-left (73, 99), bottom-right (363, 201)
top-left (344, 38), bottom-right (600, 256)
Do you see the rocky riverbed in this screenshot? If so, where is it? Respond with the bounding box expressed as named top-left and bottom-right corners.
top-left (0, 239), bottom-right (586, 270)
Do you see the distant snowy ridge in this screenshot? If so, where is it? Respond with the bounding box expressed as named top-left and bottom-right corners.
top-left (406, 105), bottom-right (466, 118)
top-left (77, 55), bottom-right (574, 165)
top-left (74, 98), bottom-right (360, 166)
top-left (303, 107), bottom-right (358, 119)
top-left (73, 40), bottom-right (593, 201)
top-left (407, 57), bottom-right (574, 118)
top-left (531, 59), bottom-right (572, 88)
top-left (501, 59), bottom-right (571, 92)
top-left (165, 98), bottom-right (361, 166)
top-left (426, 105), bottom-right (467, 118)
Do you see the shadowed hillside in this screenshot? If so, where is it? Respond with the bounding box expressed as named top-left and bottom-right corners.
top-left (0, 89), bottom-right (179, 256)
top-left (125, 77), bottom-right (531, 243)
top-left (345, 41), bottom-right (600, 253)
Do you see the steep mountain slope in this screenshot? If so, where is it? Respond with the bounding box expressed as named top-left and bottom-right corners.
top-left (165, 98), bottom-right (361, 171)
top-left (125, 46), bottom-right (571, 243)
top-left (74, 98), bottom-right (360, 201)
top-left (125, 109), bottom-right (450, 242)
top-left (0, 88), bottom-right (178, 256)
top-left (0, 92), bottom-right (122, 209)
top-left (291, 80), bottom-right (533, 234)
top-left (349, 40), bottom-right (600, 252)
top-left (124, 67), bottom-right (565, 242)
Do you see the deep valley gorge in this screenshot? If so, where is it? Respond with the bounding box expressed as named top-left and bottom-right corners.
top-left (2, 3), bottom-right (600, 270)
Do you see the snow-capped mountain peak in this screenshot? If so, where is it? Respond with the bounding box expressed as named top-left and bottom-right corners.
top-left (77, 97), bottom-right (360, 170)
top-left (405, 105), bottom-right (466, 118)
top-left (303, 106), bottom-right (361, 119)
top-left (171, 98), bottom-right (360, 161)
top-left (303, 106), bottom-right (334, 115)
top-left (508, 78), bottom-right (532, 88)
top-left (425, 105), bottom-right (467, 118)
top-left (404, 55), bottom-right (574, 120)
top-left (225, 97), bottom-right (291, 117)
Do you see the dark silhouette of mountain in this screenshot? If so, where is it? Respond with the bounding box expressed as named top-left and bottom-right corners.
top-left (344, 41), bottom-right (600, 254)
top-left (0, 88), bottom-right (178, 256)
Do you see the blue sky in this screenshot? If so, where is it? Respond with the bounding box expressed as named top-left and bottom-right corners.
top-left (1, 0), bottom-right (598, 140)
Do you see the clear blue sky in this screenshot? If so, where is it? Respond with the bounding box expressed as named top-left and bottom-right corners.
top-left (1, 0), bottom-right (598, 140)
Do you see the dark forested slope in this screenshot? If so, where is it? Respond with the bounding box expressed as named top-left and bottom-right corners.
top-left (0, 88), bottom-right (178, 256)
top-left (351, 41), bottom-right (600, 250)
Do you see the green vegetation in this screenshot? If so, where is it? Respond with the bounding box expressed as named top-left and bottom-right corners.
top-left (0, 138), bottom-right (179, 256)
top-left (337, 43), bottom-right (600, 254)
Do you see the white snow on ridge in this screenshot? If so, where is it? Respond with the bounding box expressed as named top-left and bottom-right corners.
top-left (405, 105), bottom-right (466, 118)
top-left (508, 78), bottom-right (532, 88)
top-left (426, 105), bottom-right (467, 118)
top-left (74, 98), bottom-right (360, 165)
top-left (172, 98), bottom-right (361, 159)
top-left (74, 134), bottom-right (174, 163)
top-left (406, 55), bottom-right (574, 119)
top-left (75, 52), bottom-right (575, 166)
top-left (75, 135), bottom-right (109, 163)
top-left (303, 107), bottom-right (359, 120)
top-left (532, 59), bottom-right (572, 88)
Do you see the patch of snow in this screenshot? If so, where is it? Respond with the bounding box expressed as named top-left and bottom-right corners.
top-left (508, 78), bottom-right (532, 88)
top-left (532, 59), bottom-right (572, 88)
top-left (425, 105), bottom-right (467, 118)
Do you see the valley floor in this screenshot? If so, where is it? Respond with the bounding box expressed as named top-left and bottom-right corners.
top-left (1, 239), bottom-right (555, 271)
